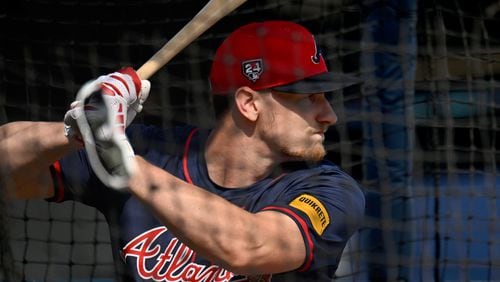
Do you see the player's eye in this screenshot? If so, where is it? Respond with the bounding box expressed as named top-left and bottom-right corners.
top-left (307, 93), bottom-right (324, 103)
top-left (325, 92), bottom-right (333, 101)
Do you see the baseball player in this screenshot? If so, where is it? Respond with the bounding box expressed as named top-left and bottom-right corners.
top-left (0, 21), bottom-right (365, 281)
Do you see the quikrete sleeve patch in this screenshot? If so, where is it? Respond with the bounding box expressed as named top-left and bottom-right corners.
top-left (289, 194), bottom-right (330, 235)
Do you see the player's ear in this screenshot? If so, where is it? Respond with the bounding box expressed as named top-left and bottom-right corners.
top-left (234, 86), bottom-right (260, 122)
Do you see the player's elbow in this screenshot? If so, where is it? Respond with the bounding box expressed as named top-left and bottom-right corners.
top-left (219, 212), bottom-right (305, 275)
top-left (217, 246), bottom-right (266, 275)
top-left (217, 240), bottom-right (299, 275)
top-left (204, 232), bottom-right (267, 274)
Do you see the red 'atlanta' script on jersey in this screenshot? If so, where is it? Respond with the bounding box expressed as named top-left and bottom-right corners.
top-left (122, 227), bottom-right (234, 281)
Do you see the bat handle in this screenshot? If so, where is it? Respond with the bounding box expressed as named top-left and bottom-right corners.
top-left (136, 56), bottom-right (168, 80)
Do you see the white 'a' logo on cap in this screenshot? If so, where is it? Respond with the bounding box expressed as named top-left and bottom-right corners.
top-left (242, 59), bottom-right (263, 82)
top-left (311, 36), bottom-right (321, 64)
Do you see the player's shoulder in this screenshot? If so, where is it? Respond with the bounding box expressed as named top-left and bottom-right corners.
top-left (317, 160), bottom-right (358, 182)
top-left (279, 160), bottom-right (365, 199)
top-left (281, 160), bottom-right (355, 182)
top-left (281, 160), bottom-right (365, 217)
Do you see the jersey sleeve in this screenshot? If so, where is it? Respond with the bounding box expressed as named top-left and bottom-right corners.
top-left (261, 165), bottom-right (365, 274)
top-left (47, 147), bottom-right (105, 205)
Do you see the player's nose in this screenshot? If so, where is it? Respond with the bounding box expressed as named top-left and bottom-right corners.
top-left (316, 95), bottom-right (337, 126)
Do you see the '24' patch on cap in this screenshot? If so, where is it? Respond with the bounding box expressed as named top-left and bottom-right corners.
top-left (289, 194), bottom-right (330, 235)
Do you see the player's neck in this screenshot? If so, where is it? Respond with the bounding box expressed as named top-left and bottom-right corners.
top-left (204, 118), bottom-right (280, 189)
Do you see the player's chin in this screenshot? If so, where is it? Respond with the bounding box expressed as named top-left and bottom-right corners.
top-left (305, 146), bottom-right (327, 162)
top-left (284, 144), bottom-right (326, 162)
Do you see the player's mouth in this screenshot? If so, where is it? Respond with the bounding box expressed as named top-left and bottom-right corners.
top-left (313, 131), bottom-right (326, 142)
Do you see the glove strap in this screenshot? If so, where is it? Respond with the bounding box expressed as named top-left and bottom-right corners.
top-left (117, 67), bottom-right (142, 97)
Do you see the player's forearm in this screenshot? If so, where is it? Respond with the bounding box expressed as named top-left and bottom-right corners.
top-left (0, 121), bottom-right (80, 198)
top-left (129, 156), bottom-right (298, 274)
top-left (130, 156), bottom-right (256, 270)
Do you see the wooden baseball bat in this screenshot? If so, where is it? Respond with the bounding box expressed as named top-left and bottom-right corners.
top-left (136, 0), bottom-right (247, 80)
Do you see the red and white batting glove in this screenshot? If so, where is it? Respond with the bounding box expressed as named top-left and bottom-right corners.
top-left (63, 100), bottom-right (85, 145)
top-left (95, 67), bottom-right (151, 130)
top-left (64, 67), bottom-right (150, 142)
top-left (71, 80), bottom-right (138, 189)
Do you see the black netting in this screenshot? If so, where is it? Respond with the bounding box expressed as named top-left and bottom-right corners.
top-left (1, 0), bottom-right (499, 281)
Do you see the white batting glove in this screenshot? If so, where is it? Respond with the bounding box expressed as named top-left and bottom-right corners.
top-left (64, 67), bottom-right (150, 142)
top-left (63, 100), bottom-right (84, 145)
top-left (127, 79), bottom-right (150, 126)
top-left (95, 67), bottom-right (151, 128)
top-left (73, 81), bottom-right (137, 190)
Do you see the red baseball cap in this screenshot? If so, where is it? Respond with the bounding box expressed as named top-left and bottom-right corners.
top-left (209, 21), bottom-right (360, 95)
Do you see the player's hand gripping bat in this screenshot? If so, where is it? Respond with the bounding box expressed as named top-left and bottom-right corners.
top-left (75, 0), bottom-right (247, 189)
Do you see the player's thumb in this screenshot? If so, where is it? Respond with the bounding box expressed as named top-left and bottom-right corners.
top-left (139, 80), bottom-right (151, 105)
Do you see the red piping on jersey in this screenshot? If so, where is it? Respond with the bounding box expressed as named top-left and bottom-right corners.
top-left (182, 128), bottom-right (199, 184)
top-left (262, 206), bottom-right (314, 272)
top-left (52, 161), bottom-right (65, 202)
top-left (181, 127), bottom-right (203, 264)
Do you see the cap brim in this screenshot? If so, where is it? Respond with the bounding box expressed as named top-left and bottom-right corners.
top-left (271, 71), bottom-right (362, 94)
